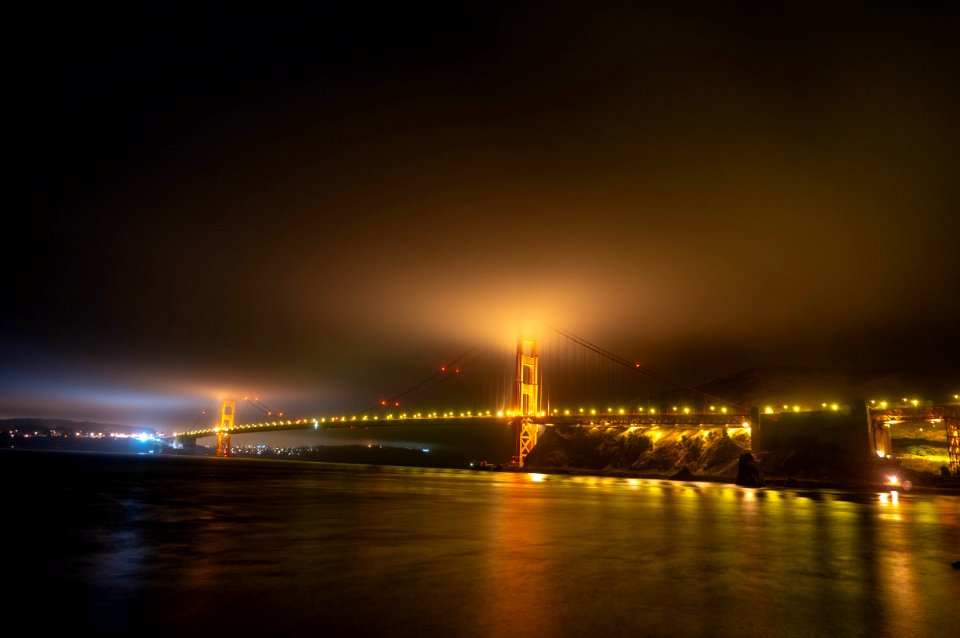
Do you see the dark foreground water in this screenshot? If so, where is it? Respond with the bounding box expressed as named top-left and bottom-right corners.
top-left (3, 450), bottom-right (958, 637)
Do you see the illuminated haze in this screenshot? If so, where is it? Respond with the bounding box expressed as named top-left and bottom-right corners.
top-left (5, 4), bottom-right (958, 437)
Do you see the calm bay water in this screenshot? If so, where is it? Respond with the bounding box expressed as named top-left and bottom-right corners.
top-left (4, 450), bottom-right (958, 637)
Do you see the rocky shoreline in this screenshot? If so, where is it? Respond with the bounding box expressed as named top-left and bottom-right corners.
top-left (523, 424), bottom-right (960, 493)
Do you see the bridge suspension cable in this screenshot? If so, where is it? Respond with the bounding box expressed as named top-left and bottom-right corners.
top-left (245, 396), bottom-right (284, 417)
top-left (362, 345), bottom-right (495, 414)
top-left (548, 326), bottom-right (746, 411)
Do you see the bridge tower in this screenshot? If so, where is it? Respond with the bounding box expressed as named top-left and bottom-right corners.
top-left (215, 398), bottom-right (236, 457)
top-left (515, 336), bottom-right (540, 467)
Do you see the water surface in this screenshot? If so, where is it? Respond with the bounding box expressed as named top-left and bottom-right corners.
top-left (4, 450), bottom-right (958, 637)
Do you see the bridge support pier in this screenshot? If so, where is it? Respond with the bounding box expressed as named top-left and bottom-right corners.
top-left (215, 399), bottom-right (236, 457)
top-left (515, 337), bottom-right (540, 468)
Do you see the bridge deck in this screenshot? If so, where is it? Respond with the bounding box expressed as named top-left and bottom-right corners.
top-left (168, 412), bottom-right (752, 440)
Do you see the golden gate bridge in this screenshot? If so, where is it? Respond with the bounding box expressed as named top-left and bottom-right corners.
top-left (167, 327), bottom-right (960, 473)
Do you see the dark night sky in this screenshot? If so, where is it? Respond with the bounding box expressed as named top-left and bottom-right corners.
top-left (4, 2), bottom-right (959, 434)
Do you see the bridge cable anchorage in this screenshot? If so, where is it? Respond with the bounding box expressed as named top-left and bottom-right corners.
top-left (361, 345), bottom-right (491, 414)
top-left (547, 326), bottom-right (747, 411)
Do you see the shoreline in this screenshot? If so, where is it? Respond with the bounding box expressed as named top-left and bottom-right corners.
top-left (4, 447), bottom-right (959, 495)
top-left (522, 464), bottom-right (960, 495)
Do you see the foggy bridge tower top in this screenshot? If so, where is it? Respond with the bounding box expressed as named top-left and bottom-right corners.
top-left (515, 336), bottom-right (540, 467)
top-left (215, 398), bottom-right (236, 457)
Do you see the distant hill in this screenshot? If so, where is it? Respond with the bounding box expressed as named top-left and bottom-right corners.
top-left (698, 367), bottom-right (959, 407)
top-left (0, 418), bottom-right (156, 436)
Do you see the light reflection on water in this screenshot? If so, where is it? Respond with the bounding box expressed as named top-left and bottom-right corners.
top-left (4, 451), bottom-right (959, 637)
